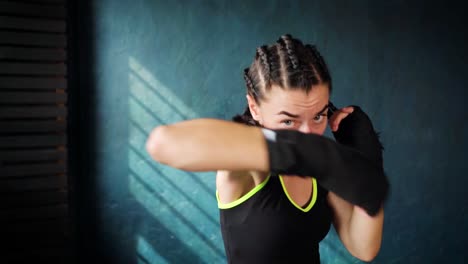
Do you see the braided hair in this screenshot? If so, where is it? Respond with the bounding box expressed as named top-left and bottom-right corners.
top-left (233, 34), bottom-right (332, 126)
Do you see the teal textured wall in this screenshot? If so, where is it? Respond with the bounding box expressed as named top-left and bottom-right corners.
top-left (74, 1), bottom-right (467, 263)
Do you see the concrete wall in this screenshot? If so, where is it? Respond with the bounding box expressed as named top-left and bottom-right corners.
top-left (74, 1), bottom-right (467, 263)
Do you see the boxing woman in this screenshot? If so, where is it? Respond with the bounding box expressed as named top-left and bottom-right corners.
top-left (146, 34), bottom-right (389, 263)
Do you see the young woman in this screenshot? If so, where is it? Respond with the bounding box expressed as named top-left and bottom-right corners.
top-left (146, 34), bottom-right (388, 263)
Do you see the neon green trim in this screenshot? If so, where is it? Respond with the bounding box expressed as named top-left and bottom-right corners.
top-left (279, 175), bottom-right (317, 212)
top-left (217, 175), bottom-right (271, 209)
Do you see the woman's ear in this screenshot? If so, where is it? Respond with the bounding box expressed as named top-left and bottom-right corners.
top-left (246, 94), bottom-right (261, 122)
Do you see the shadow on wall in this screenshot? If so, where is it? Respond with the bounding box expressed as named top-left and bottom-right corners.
top-left (127, 56), bottom-right (225, 263)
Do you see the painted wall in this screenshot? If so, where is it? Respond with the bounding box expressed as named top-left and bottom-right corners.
top-left (74, 1), bottom-right (467, 263)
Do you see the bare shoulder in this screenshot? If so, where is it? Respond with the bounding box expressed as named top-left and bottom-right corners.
top-left (216, 170), bottom-right (268, 204)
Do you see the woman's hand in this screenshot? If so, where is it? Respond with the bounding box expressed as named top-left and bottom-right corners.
top-left (328, 106), bottom-right (354, 132)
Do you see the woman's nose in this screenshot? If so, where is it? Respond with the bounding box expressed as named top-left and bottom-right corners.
top-left (298, 123), bottom-right (314, 134)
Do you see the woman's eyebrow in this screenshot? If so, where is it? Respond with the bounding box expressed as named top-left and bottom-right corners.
top-left (315, 104), bottom-right (329, 116)
top-left (276, 111), bottom-right (300, 118)
top-left (277, 104), bottom-right (329, 118)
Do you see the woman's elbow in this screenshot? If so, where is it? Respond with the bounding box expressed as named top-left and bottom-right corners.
top-left (146, 125), bottom-right (174, 165)
top-left (352, 243), bottom-right (381, 262)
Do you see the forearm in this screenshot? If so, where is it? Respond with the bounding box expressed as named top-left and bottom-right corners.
top-left (348, 206), bottom-right (384, 261)
top-left (329, 192), bottom-right (384, 261)
top-left (146, 118), bottom-right (269, 172)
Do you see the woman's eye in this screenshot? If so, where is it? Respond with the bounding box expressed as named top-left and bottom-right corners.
top-left (282, 120), bottom-right (294, 126)
top-left (313, 114), bottom-right (325, 123)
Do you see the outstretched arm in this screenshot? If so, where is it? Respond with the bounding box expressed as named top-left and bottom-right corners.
top-left (146, 119), bottom-right (269, 172)
top-left (147, 110), bottom-right (389, 213)
top-left (147, 116), bottom-right (388, 215)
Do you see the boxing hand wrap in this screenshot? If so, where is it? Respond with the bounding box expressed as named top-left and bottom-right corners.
top-left (331, 105), bottom-right (384, 168)
top-left (262, 128), bottom-right (388, 216)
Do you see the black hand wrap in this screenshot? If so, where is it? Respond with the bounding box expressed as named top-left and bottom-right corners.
top-left (330, 105), bottom-right (384, 168)
top-left (263, 106), bottom-right (389, 216)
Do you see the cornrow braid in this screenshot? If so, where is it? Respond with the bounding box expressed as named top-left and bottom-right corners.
top-left (297, 59), bottom-right (318, 90)
top-left (278, 34), bottom-right (299, 70)
top-left (269, 44), bottom-right (288, 88)
top-left (256, 45), bottom-right (271, 87)
top-left (233, 68), bottom-right (261, 126)
top-left (243, 68), bottom-right (253, 90)
top-left (305, 44), bottom-right (332, 90)
top-left (243, 68), bottom-right (258, 99)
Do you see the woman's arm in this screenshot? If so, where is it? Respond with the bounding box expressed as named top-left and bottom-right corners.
top-left (328, 192), bottom-right (384, 262)
top-left (327, 104), bottom-right (385, 261)
top-left (146, 118), bottom-right (269, 172)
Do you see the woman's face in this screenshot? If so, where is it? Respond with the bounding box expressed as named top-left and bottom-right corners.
top-left (248, 84), bottom-right (330, 135)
